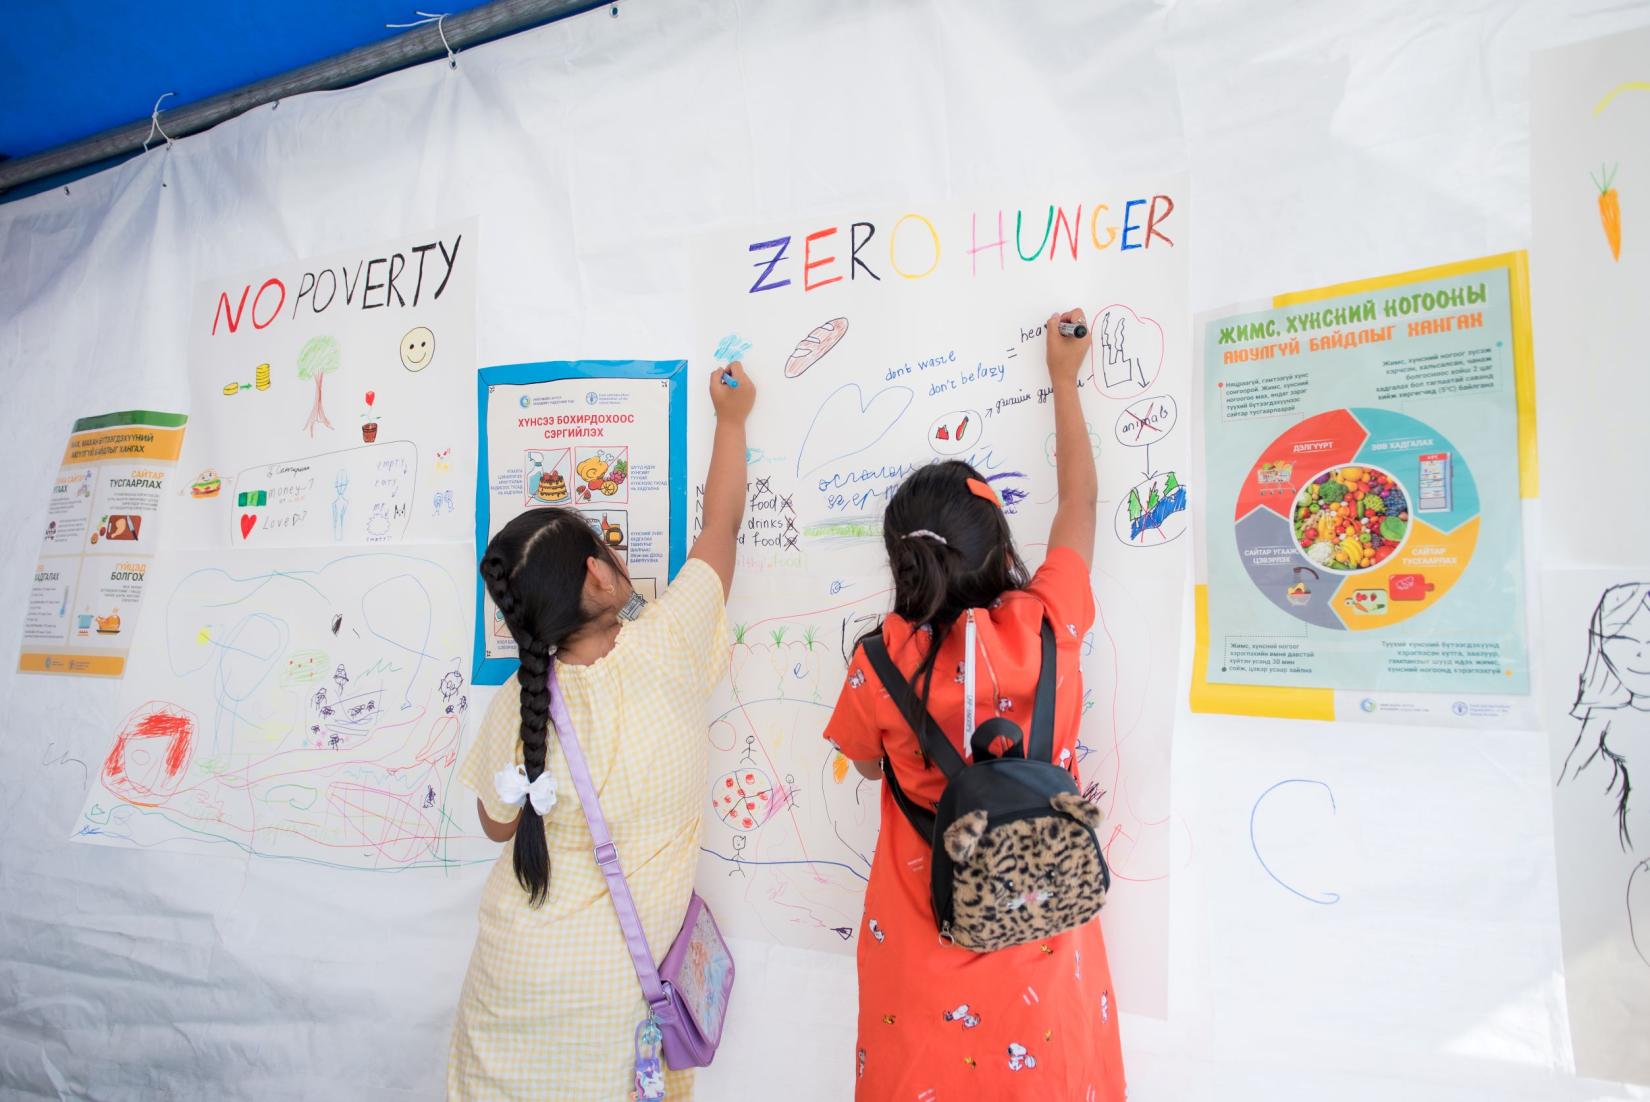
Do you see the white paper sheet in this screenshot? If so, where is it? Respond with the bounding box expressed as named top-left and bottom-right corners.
top-left (1542, 569), bottom-right (1650, 1084)
top-left (690, 187), bottom-right (1191, 1015)
top-left (1532, 27), bottom-right (1650, 568)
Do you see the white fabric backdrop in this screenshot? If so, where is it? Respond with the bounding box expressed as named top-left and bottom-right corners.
top-left (3, 1), bottom-right (1650, 1098)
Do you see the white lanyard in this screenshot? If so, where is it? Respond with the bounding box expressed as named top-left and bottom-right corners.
top-left (962, 609), bottom-right (977, 757)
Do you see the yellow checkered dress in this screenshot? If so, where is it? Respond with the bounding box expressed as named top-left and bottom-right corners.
top-left (449, 559), bottom-right (728, 1101)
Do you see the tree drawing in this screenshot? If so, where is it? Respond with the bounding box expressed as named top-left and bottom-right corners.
top-left (298, 336), bottom-right (341, 437)
top-left (1164, 471), bottom-right (1180, 495)
top-left (1146, 483), bottom-right (1160, 511)
top-left (1127, 488), bottom-right (1144, 521)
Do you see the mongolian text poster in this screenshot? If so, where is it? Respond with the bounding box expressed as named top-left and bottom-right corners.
top-left (474, 360), bottom-right (686, 683)
top-left (20, 410), bottom-right (187, 677)
top-left (1193, 254), bottom-right (1535, 720)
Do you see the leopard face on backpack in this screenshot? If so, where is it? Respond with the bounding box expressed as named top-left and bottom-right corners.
top-left (863, 617), bottom-right (1111, 952)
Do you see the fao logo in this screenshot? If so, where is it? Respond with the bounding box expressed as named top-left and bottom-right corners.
top-left (518, 395), bottom-right (531, 409)
top-left (1451, 701), bottom-right (1469, 717)
top-left (585, 391), bottom-right (599, 405)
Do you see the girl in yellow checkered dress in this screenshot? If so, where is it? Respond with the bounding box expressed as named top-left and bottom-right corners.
top-left (448, 363), bottom-right (755, 1100)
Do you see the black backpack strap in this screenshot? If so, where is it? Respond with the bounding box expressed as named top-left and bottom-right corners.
top-left (860, 634), bottom-right (967, 777)
top-left (1026, 618), bottom-right (1057, 763)
top-left (879, 753), bottom-right (936, 843)
top-left (860, 632), bottom-right (966, 845)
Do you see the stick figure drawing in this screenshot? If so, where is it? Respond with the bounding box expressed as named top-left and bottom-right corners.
top-left (1560, 582), bottom-right (1650, 965)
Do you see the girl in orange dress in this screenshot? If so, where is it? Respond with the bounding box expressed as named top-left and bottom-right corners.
top-left (822, 309), bottom-right (1125, 1101)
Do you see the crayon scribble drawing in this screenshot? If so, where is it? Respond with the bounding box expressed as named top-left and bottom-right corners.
top-left (697, 590), bottom-right (890, 945)
top-left (785, 318), bottom-right (849, 378)
top-left (1090, 304), bottom-right (1163, 395)
top-left (1249, 778), bottom-right (1342, 906)
top-left (1589, 83), bottom-right (1649, 262)
top-left (73, 548), bottom-right (491, 871)
top-left (714, 334), bottom-right (753, 366)
top-left (399, 326), bottom-right (436, 373)
top-left (298, 335), bottom-right (341, 437)
top-left (1559, 582), bottom-right (1650, 963)
top-left (794, 382), bottom-right (913, 477)
top-left (1591, 164), bottom-right (1622, 262)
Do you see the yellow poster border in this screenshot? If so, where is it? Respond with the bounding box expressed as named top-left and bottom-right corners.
top-left (1191, 251), bottom-right (1537, 718)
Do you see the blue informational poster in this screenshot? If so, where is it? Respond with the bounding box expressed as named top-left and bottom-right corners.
top-left (473, 360), bottom-right (687, 685)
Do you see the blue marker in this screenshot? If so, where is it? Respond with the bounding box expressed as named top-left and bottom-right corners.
top-left (719, 368), bottom-right (739, 388)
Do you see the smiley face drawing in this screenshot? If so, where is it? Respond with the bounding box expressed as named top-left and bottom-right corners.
top-left (399, 326), bottom-right (435, 372)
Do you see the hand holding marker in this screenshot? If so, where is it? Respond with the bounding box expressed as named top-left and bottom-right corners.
top-left (1045, 308), bottom-right (1093, 386)
top-left (711, 360), bottom-right (754, 420)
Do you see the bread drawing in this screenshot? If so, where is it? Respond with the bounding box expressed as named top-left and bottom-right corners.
top-left (785, 317), bottom-right (850, 378)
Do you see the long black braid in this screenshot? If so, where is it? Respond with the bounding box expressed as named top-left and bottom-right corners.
top-left (479, 508), bottom-right (616, 906)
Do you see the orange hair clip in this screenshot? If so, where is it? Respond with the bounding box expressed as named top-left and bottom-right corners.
top-left (966, 478), bottom-right (1000, 507)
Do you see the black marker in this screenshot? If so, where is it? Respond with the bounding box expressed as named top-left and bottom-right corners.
top-left (1058, 321), bottom-right (1089, 339)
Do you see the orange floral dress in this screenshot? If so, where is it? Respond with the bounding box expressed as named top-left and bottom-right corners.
top-left (822, 547), bottom-right (1126, 1101)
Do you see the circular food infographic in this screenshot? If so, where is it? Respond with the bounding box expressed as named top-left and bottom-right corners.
top-left (1234, 407), bottom-right (1480, 631)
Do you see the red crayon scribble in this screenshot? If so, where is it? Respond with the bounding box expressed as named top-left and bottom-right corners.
top-left (103, 702), bottom-right (196, 806)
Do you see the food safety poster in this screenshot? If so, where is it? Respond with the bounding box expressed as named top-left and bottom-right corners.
top-left (1192, 254), bottom-right (1535, 720)
top-left (472, 360), bottom-right (687, 684)
top-left (19, 410), bottom-right (188, 677)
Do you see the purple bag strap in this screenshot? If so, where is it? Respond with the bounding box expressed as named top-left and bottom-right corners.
top-left (547, 663), bottom-right (671, 1017)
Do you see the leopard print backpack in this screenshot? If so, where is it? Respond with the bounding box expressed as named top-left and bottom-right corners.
top-left (862, 616), bottom-right (1111, 953)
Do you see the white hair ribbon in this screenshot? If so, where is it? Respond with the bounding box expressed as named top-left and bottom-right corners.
top-left (904, 529), bottom-right (948, 545)
top-left (494, 763), bottom-right (558, 815)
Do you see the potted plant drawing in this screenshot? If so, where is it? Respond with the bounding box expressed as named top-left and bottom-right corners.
top-left (298, 335), bottom-right (340, 437)
top-left (360, 390), bottom-right (379, 443)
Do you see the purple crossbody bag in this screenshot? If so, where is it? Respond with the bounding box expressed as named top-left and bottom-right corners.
top-left (547, 664), bottom-right (735, 1072)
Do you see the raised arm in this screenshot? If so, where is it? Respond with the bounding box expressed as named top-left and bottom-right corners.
top-left (1045, 309), bottom-right (1098, 567)
top-left (690, 361), bottom-right (755, 596)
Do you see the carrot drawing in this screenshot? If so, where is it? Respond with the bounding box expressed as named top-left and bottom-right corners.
top-left (1591, 164), bottom-right (1621, 261)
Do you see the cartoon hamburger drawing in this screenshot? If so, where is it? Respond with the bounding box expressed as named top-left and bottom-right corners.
top-left (191, 469), bottom-right (222, 498)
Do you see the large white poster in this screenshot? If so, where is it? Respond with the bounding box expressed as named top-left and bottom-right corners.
top-left (1533, 28), bottom-right (1650, 1085)
top-left (72, 225), bottom-right (484, 867)
top-left (1542, 569), bottom-right (1650, 1085)
top-left (690, 186), bottom-right (1189, 1014)
top-left (174, 224), bottom-right (476, 550)
top-left (71, 545), bottom-right (489, 869)
top-left (1532, 28), bottom-right (1650, 566)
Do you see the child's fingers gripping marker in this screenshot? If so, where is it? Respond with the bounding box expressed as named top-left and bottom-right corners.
top-left (710, 360), bottom-right (756, 419)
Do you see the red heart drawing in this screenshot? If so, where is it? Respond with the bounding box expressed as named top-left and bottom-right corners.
top-left (365, 390), bottom-right (376, 407)
top-left (239, 514), bottom-right (256, 539)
